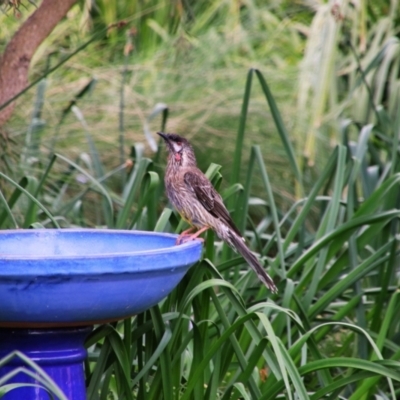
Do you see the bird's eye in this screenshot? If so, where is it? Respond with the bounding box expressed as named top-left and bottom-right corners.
top-left (176, 141), bottom-right (182, 146)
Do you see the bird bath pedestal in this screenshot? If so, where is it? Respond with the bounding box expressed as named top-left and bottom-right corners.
top-left (0, 229), bottom-right (202, 400)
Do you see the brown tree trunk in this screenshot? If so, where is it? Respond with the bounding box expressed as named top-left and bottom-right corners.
top-left (0, 0), bottom-right (77, 126)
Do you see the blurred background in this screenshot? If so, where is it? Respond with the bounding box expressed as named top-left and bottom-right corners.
top-left (2, 0), bottom-right (398, 224)
top-left (1, 2), bottom-right (400, 399)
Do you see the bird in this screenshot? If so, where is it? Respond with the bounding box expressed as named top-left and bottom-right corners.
top-left (157, 132), bottom-right (278, 293)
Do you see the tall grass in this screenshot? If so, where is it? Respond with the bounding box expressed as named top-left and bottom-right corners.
top-left (295, 0), bottom-right (400, 171)
top-left (0, 0), bottom-right (303, 204)
top-left (0, 352), bottom-right (68, 400)
top-left (1, 62), bottom-right (400, 397)
top-left (1, 1), bottom-right (400, 398)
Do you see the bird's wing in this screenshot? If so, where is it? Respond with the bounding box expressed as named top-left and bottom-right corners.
top-left (183, 170), bottom-right (243, 238)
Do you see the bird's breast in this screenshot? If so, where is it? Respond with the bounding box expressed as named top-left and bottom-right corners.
top-left (164, 171), bottom-right (204, 227)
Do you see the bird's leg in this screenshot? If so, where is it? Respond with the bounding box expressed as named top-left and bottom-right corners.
top-left (183, 226), bottom-right (210, 243)
top-left (190, 226), bottom-right (209, 238)
top-left (176, 226), bottom-right (196, 245)
top-left (176, 226), bottom-right (210, 245)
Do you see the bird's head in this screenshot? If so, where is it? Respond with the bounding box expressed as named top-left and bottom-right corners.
top-left (157, 132), bottom-right (196, 166)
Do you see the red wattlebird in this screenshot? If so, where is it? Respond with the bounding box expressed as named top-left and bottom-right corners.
top-left (158, 132), bottom-right (278, 293)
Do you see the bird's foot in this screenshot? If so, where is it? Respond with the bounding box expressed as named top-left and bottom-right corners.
top-left (176, 226), bottom-right (209, 245)
top-left (176, 234), bottom-right (205, 245)
top-left (176, 233), bottom-right (190, 245)
top-left (176, 227), bottom-right (196, 245)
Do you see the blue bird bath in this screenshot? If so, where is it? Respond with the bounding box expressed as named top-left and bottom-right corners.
top-left (0, 229), bottom-right (202, 399)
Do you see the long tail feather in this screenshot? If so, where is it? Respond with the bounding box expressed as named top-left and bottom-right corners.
top-left (228, 232), bottom-right (278, 293)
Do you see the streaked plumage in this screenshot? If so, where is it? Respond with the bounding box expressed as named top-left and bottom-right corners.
top-left (157, 132), bottom-right (278, 293)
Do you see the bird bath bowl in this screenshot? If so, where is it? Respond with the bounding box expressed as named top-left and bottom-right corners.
top-left (0, 229), bottom-right (202, 399)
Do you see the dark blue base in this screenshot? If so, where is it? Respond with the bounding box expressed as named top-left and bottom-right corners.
top-left (0, 327), bottom-right (91, 400)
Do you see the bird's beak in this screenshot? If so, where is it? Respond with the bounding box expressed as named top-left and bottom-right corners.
top-left (157, 132), bottom-right (173, 152)
top-left (157, 132), bottom-right (168, 141)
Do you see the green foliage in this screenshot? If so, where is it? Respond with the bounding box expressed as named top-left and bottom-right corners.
top-left (0, 0), bottom-right (304, 204)
top-left (295, 0), bottom-right (400, 172)
top-left (2, 62), bottom-right (400, 397)
top-left (1, 1), bottom-right (400, 398)
top-left (0, 351), bottom-right (68, 399)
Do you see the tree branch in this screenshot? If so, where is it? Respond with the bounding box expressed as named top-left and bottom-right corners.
top-left (0, 0), bottom-right (77, 126)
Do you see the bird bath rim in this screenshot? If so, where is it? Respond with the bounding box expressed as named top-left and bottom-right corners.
top-left (0, 228), bottom-right (199, 261)
top-left (0, 229), bottom-right (203, 327)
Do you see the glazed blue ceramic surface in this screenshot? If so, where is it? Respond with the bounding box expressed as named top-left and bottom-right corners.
top-left (0, 229), bottom-right (202, 326)
top-left (0, 327), bottom-right (89, 400)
